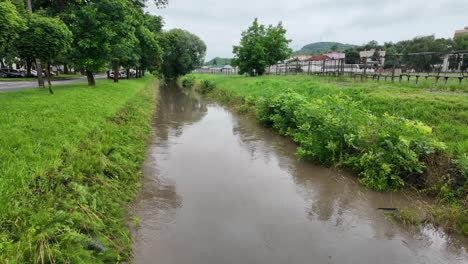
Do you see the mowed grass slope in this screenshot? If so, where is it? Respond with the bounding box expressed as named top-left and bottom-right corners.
top-left (193, 74), bottom-right (468, 158)
top-left (0, 76), bottom-right (157, 262)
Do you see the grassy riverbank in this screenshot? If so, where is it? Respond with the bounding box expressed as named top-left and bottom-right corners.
top-left (190, 73), bottom-right (467, 235)
top-left (0, 76), bottom-right (158, 262)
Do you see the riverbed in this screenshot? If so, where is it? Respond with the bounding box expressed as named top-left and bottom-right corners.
top-left (130, 82), bottom-right (467, 264)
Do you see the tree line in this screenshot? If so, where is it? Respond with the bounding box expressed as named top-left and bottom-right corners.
top-left (0, 0), bottom-right (206, 93)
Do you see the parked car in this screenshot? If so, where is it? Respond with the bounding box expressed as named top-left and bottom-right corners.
top-left (0, 69), bottom-right (26, 78)
top-left (129, 69), bottom-right (137, 77)
top-left (42, 70), bottom-right (56, 76)
top-left (30, 70), bottom-right (38, 77)
top-left (108, 71), bottom-right (127, 79)
top-left (0, 71), bottom-right (7, 78)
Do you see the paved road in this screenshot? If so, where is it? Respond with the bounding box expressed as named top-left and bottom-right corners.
top-left (0, 74), bottom-right (107, 93)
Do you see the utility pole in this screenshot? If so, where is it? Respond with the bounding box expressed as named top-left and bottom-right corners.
top-left (26, 0), bottom-right (45, 88)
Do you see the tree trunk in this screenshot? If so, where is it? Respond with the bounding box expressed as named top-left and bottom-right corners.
top-left (127, 68), bottom-right (130, 79)
top-left (64, 64), bottom-right (69, 74)
top-left (45, 61), bottom-right (53, 94)
top-left (141, 66), bottom-right (144, 77)
top-left (113, 59), bottom-right (119, 83)
top-left (86, 70), bottom-right (96, 86)
top-left (26, 59), bottom-right (32, 77)
top-left (36, 59), bottom-right (45, 88)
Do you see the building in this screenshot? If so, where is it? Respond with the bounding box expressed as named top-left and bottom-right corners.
top-left (323, 52), bottom-right (345, 60)
top-left (305, 55), bottom-right (330, 61)
top-left (359, 49), bottom-right (386, 67)
top-left (292, 55), bottom-right (312, 61)
top-left (454, 27), bottom-right (468, 37)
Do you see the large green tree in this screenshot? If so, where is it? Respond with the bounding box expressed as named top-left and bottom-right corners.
top-left (0, 0), bottom-right (25, 56)
top-left (160, 28), bottom-right (206, 79)
top-left (16, 14), bottom-right (72, 93)
top-left (232, 18), bottom-right (291, 76)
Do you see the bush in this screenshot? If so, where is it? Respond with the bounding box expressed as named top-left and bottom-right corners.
top-left (199, 80), bottom-right (216, 94)
top-left (257, 90), bottom-right (444, 190)
top-left (182, 76), bottom-right (195, 88)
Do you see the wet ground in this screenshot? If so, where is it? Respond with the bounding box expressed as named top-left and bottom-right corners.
top-left (130, 82), bottom-right (468, 264)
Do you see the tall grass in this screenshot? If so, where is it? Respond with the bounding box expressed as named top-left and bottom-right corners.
top-left (0, 76), bottom-right (157, 262)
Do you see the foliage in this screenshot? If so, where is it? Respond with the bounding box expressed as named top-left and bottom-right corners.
top-left (160, 28), bottom-right (206, 79)
top-left (0, 76), bottom-right (157, 262)
top-left (16, 14), bottom-right (72, 62)
top-left (256, 90), bottom-right (443, 190)
top-left (294, 42), bottom-right (356, 55)
top-left (199, 79), bottom-right (216, 94)
top-left (182, 75), bottom-right (196, 88)
top-left (232, 18), bottom-right (291, 76)
top-left (0, 0), bottom-right (25, 48)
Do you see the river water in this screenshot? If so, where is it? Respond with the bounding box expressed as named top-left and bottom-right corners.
top-left (130, 82), bottom-right (467, 264)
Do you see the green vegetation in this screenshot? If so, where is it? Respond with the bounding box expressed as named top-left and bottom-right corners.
top-left (232, 18), bottom-right (291, 76)
top-left (181, 75), bottom-right (196, 88)
top-left (16, 13), bottom-right (72, 93)
top-left (205, 57), bottom-right (232, 66)
top-left (199, 79), bottom-right (216, 94)
top-left (191, 73), bottom-right (467, 234)
top-left (0, 76), bottom-right (158, 262)
top-left (0, 0), bottom-right (25, 49)
top-left (160, 28), bottom-right (206, 79)
top-left (294, 41), bottom-right (356, 55)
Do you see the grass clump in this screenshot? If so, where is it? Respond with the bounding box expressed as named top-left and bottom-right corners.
top-left (181, 75), bottom-right (196, 88)
top-left (0, 76), bottom-right (157, 262)
top-left (199, 79), bottom-right (216, 94)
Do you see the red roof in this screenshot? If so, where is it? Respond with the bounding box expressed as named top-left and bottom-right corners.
top-left (305, 55), bottom-right (330, 61)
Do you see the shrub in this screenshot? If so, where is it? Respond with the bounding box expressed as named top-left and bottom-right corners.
top-left (182, 76), bottom-right (195, 88)
top-left (257, 90), bottom-right (444, 190)
top-left (199, 80), bottom-right (216, 94)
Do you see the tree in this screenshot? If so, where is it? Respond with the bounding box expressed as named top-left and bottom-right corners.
top-left (16, 14), bottom-right (72, 93)
top-left (402, 35), bottom-right (451, 71)
top-left (0, 0), bottom-right (25, 55)
top-left (264, 22), bottom-right (292, 65)
top-left (160, 29), bottom-right (206, 79)
top-left (232, 18), bottom-right (291, 76)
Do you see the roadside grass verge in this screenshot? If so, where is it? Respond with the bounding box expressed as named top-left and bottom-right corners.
top-left (190, 73), bottom-right (467, 235)
top-left (0, 76), bottom-right (157, 262)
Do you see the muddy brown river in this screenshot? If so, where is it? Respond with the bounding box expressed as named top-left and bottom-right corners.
top-left (130, 82), bottom-right (467, 264)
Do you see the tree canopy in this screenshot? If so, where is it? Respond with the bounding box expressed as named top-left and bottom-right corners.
top-left (0, 0), bottom-right (25, 49)
top-left (160, 28), bottom-right (206, 79)
top-left (232, 18), bottom-right (291, 76)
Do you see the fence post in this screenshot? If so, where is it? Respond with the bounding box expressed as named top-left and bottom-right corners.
top-left (363, 57), bottom-right (368, 80)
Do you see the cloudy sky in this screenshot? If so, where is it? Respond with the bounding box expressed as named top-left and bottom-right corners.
top-left (146, 0), bottom-right (468, 60)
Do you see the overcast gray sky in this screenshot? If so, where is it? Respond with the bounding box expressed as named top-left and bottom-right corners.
top-left (146, 0), bottom-right (468, 61)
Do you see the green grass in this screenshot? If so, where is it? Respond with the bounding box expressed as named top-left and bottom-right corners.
top-left (0, 76), bottom-right (157, 262)
top-left (0, 74), bottom-right (81, 81)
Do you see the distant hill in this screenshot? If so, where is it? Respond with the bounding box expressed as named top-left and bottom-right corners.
top-left (294, 42), bottom-right (356, 55)
top-left (205, 57), bottom-right (232, 66)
